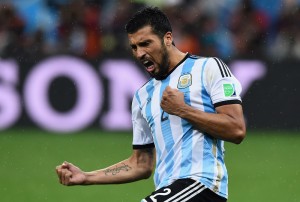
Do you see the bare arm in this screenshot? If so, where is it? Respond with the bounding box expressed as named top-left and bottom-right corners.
top-left (161, 86), bottom-right (246, 144)
top-left (56, 147), bottom-right (155, 186)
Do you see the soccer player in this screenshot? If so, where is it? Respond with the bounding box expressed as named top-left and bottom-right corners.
top-left (56, 7), bottom-right (246, 202)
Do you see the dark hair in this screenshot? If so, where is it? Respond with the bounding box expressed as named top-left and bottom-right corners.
top-left (125, 7), bottom-right (173, 39)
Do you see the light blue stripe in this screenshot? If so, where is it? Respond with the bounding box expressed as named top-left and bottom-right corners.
top-left (217, 140), bottom-right (228, 195)
top-left (144, 79), bottom-right (162, 186)
top-left (201, 58), bottom-right (215, 114)
top-left (200, 58), bottom-right (216, 189)
top-left (135, 91), bottom-right (142, 108)
top-left (159, 76), bottom-right (175, 184)
top-left (179, 58), bottom-right (196, 177)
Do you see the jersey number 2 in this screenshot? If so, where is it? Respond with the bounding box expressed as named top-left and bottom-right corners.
top-left (150, 188), bottom-right (172, 202)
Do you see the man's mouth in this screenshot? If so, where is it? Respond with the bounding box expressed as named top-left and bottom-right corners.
top-left (143, 60), bottom-right (155, 72)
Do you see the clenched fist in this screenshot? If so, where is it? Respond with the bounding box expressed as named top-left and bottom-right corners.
top-left (56, 161), bottom-right (86, 186)
top-left (160, 86), bottom-right (186, 116)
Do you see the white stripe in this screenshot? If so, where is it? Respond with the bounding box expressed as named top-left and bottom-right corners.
top-left (181, 186), bottom-right (206, 202)
top-left (189, 60), bottom-right (205, 180)
top-left (171, 184), bottom-right (205, 202)
top-left (164, 181), bottom-right (199, 202)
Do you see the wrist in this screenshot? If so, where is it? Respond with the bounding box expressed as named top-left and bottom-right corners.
top-left (83, 171), bottom-right (96, 185)
top-left (176, 104), bottom-right (190, 118)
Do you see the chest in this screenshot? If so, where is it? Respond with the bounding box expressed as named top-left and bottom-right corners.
top-left (139, 71), bottom-right (206, 127)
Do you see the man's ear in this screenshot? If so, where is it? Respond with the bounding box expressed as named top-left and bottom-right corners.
top-left (164, 31), bottom-right (173, 46)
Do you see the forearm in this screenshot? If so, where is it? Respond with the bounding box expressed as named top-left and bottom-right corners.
top-left (177, 104), bottom-right (245, 144)
top-left (83, 149), bottom-right (154, 185)
top-left (83, 159), bottom-right (150, 185)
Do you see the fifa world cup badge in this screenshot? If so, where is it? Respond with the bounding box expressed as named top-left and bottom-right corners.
top-left (223, 83), bottom-right (236, 97)
top-left (177, 74), bottom-right (192, 89)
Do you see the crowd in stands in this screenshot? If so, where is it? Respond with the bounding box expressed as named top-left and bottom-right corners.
top-left (0, 0), bottom-right (300, 61)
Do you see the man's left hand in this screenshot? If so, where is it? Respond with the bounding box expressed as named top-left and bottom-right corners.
top-left (160, 86), bottom-right (186, 116)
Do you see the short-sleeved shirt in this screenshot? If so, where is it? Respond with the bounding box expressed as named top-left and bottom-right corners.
top-left (131, 54), bottom-right (242, 199)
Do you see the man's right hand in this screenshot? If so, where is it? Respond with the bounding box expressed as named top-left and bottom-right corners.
top-left (56, 161), bottom-right (86, 186)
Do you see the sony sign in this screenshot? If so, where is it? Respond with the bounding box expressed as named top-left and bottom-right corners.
top-left (0, 56), bottom-right (266, 133)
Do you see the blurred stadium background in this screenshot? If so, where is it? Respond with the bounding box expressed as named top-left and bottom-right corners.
top-left (0, 0), bottom-right (299, 201)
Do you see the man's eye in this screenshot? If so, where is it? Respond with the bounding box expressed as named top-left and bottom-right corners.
top-left (141, 42), bottom-right (149, 46)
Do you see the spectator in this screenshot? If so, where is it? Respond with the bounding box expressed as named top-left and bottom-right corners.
top-left (0, 3), bottom-right (25, 58)
top-left (228, 0), bottom-right (269, 58)
top-left (270, 3), bottom-right (300, 60)
top-left (2, 0), bottom-right (300, 61)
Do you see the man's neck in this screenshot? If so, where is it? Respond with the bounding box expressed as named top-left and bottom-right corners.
top-left (168, 48), bottom-right (188, 72)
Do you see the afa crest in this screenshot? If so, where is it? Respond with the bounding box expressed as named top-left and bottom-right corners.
top-left (177, 73), bottom-right (192, 89)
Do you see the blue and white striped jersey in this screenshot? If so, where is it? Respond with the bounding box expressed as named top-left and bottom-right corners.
top-left (131, 54), bottom-right (242, 199)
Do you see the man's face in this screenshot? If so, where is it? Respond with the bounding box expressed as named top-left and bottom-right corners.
top-left (128, 25), bottom-right (170, 80)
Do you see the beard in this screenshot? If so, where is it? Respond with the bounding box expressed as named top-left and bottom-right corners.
top-left (150, 44), bottom-right (170, 80)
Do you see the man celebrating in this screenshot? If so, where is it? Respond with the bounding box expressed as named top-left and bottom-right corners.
top-left (56, 7), bottom-right (246, 202)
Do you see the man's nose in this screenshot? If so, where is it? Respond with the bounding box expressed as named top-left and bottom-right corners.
top-left (136, 48), bottom-right (146, 59)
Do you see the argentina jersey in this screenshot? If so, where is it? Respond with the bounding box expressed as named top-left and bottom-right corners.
top-left (131, 54), bottom-right (242, 199)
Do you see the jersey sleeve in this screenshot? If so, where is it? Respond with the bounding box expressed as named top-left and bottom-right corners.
top-left (204, 57), bottom-right (242, 107)
top-left (131, 93), bottom-right (154, 149)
